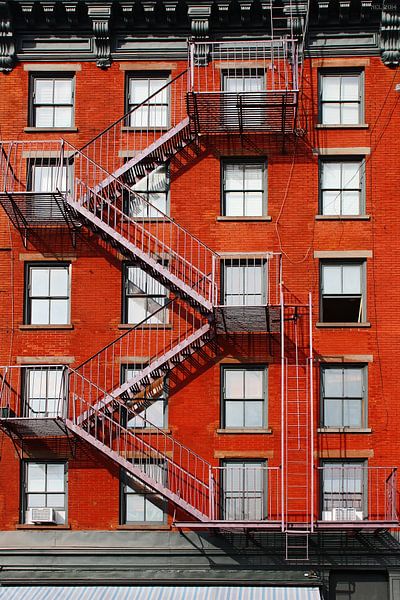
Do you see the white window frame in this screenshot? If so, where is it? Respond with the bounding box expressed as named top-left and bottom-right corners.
top-left (221, 365), bottom-right (267, 429)
top-left (320, 261), bottom-right (366, 324)
top-left (321, 365), bottom-right (367, 428)
top-left (221, 159), bottom-right (267, 217)
top-left (122, 263), bottom-right (169, 325)
top-left (121, 464), bottom-right (167, 524)
top-left (30, 75), bottom-right (75, 128)
top-left (222, 258), bottom-right (267, 306)
top-left (121, 364), bottom-right (168, 430)
top-left (22, 461), bottom-right (67, 525)
top-left (126, 73), bottom-right (170, 129)
top-left (319, 158), bottom-right (365, 216)
top-left (25, 263), bottom-right (71, 325)
top-left (319, 71), bottom-right (364, 126)
top-left (221, 459), bottom-right (267, 521)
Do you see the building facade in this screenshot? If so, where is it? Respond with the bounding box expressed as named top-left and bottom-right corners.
top-left (0, 0), bottom-right (400, 598)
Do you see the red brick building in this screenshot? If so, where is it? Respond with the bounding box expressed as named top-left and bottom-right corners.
top-left (0, 0), bottom-right (399, 598)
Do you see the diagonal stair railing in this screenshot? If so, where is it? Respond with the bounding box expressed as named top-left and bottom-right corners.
top-left (75, 296), bottom-right (213, 422)
top-left (77, 69), bottom-right (192, 191)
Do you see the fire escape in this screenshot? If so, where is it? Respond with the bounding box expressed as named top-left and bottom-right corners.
top-left (0, 6), bottom-right (397, 557)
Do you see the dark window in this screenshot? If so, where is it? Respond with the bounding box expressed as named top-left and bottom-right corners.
top-left (23, 366), bottom-right (67, 418)
top-left (222, 160), bottom-right (267, 217)
top-left (222, 366), bottom-right (267, 428)
top-left (121, 364), bottom-right (168, 429)
top-left (221, 460), bottom-right (267, 520)
top-left (329, 571), bottom-right (389, 600)
top-left (122, 264), bottom-right (168, 325)
top-left (321, 460), bottom-right (366, 521)
top-left (126, 74), bottom-right (169, 128)
top-left (127, 165), bottom-right (169, 217)
top-left (25, 263), bottom-right (70, 325)
top-left (222, 258), bottom-right (266, 306)
top-left (321, 365), bottom-right (367, 428)
top-left (320, 159), bottom-right (365, 216)
top-left (30, 75), bottom-right (74, 128)
top-left (121, 464), bottom-right (166, 524)
top-left (319, 71), bottom-right (363, 125)
top-left (22, 461), bottom-right (67, 524)
top-left (320, 261), bottom-right (365, 323)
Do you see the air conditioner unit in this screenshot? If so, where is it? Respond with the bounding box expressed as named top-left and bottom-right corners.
top-left (29, 508), bottom-right (57, 524)
top-left (322, 508), bottom-right (364, 521)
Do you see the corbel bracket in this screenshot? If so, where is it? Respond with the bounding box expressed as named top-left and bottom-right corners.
top-left (0, 1), bottom-right (15, 73)
top-left (88, 4), bottom-right (112, 69)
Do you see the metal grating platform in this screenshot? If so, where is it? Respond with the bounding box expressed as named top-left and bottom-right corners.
top-left (0, 192), bottom-right (79, 228)
top-left (0, 418), bottom-right (69, 438)
top-left (187, 92), bottom-right (298, 134)
top-left (214, 305), bottom-right (281, 333)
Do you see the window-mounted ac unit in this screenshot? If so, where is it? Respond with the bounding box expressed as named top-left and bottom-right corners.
top-left (322, 507), bottom-right (364, 521)
top-left (29, 507), bottom-right (57, 524)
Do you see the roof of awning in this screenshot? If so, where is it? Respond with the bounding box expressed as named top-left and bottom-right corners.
top-left (0, 586), bottom-right (321, 600)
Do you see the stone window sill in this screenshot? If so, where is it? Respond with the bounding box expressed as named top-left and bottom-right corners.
top-left (316, 322), bottom-right (371, 328)
top-left (315, 215), bottom-right (371, 221)
top-left (315, 124), bottom-right (369, 129)
top-left (118, 324), bottom-right (172, 330)
top-left (16, 524), bottom-right (71, 530)
top-left (117, 524), bottom-right (170, 530)
top-left (216, 216), bottom-right (272, 222)
top-left (216, 428), bottom-right (272, 434)
top-left (318, 427), bottom-right (372, 433)
top-left (24, 127), bottom-right (78, 133)
top-left (19, 324), bottom-right (74, 331)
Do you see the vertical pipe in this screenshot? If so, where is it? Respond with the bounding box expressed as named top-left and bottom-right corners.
top-left (309, 291), bottom-right (314, 532)
top-left (280, 283), bottom-right (285, 532)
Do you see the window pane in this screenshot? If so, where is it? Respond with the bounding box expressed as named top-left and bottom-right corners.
top-left (130, 106), bottom-right (148, 127)
top-left (244, 401), bottom-right (263, 427)
top-left (47, 464), bottom-right (64, 492)
top-left (146, 400), bottom-right (164, 428)
top-left (127, 297), bottom-right (147, 323)
top-left (322, 191), bottom-right (341, 216)
top-left (149, 106), bottom-right (168, 128)
top-left (341, 191), bottom-right (360, 215)
top-left (322, 77), bottom-right (341, 101)
top-left (50, 268), bottom-right (69, 296)
top-left (149, 79), bottom-right (168, 99)
top-left (126, 493), bottom-right (145, 522)
top-left (324, 369), bottom-right (343, 398)
top-left (31, 299), bottom-right (50, 324)
top-left (322, 162), bottom-right (341, 188)
top-left (35, 80), bottom-right (54, 104)
top-left (145, 496), bottom-right (164, 522)
top-left (47, 369), bottom-right (63, 398)
top-left (225, 370), bottom-right (244, 399)
top-left (130, 79), bottom-right (149, 103)
top-left (27, 463), bottom-right (46, 492)
top-left (27, 494), bottom-right (46, 508)
top-left (54, 79), bottom-right (73, 103)
top-left (342, 265), bottom-right (361, 294)
top-left (225, 266), bottom-right (244, 295)
top-left (342, 162), bottom-right (360, 188)
top-left (245, 370), bottom-right (263, 398)
top-left (225, 401), bottom-right (244, 427)
top-left (341, 77), bottom-right (359, 100)
top-left (344, 399), bottom-right (362, 427)
top-left (244, 166), bottom-right (263, 190)
top-left (47, 494), bottom-right (65, 507)
top-left (54, 107), bottom-right (72, 128)
top-left (245, 266), bottom-right (262, 295)
top-left (322, 265), bottom-right (342, 294)
top-left (225, 164), bottom-right (244, 190)
top-left (225, 192), bottom-right (244, 216)
top-left (342, 103), bottom-right (359, 124)
top-left (31, 268), bottom-right (49, 296)
top-left (29, 370), bottom-right (47, 399)
top-left (35, 106), bottom-right (54, 128)
top-left (32, 166), bottom-right (54, 192)
top-left (322, 104), bottom-right (340, 125)
top-left (245, 192), bottom-right (263, 216)
top-left (324, 398), bottom-right (343, 427)
top-left (50, 299), bottom-right (69, 324)
top-left (343, 369), bottom-right (363, 397)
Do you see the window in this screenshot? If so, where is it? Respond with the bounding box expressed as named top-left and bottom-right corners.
top-left (126, 74), bottom-right (169, 128)
top-left (24, 367), bottom-right (66, 418)
top-left (122, 365), bottom-right (167, 429)
top-left (121, 464), bottom-right (166, 524)
top-left (127, 166), bottom-right (169, 217)
top-left (221, 460), bottom-right (266, 520)
top-left (25, 263), bottom-right (70, 325)
top-left (30, 75), bottom-right (74, 128)
top-left (321, 365), bottom-right (366, 428)
top-left (222, 366), bottom-right (267, 428)
top-left (122, 264), bottom-right (168, 325)
top-left (320, 159), bottom-right (365, 216)
top-left (222, 259), bottom-right (266, 306)
top-left (222, 160), bottom-right (267, 217)
top-left (321, 461), bottom-right (366, 521)
top-left (320, 261), bottom-right (365, 323)
top-left (22, 461), bottom-right (67, 524)
top-left (29, 161), bottom-right (69, 194)
top-left (222, 72), bottom-right (264, 129)
top-left (222, 72), bottom-right (264, 93)
top-left (320, 72), bottom-right (363, 125)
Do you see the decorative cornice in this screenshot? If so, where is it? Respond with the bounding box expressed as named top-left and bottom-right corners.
top-left (0, 0), bottom-right (15, 72)
top-left (380, 0), bottom-right (400, 67)
top-left (88, 3), bottom-right (112, 68)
